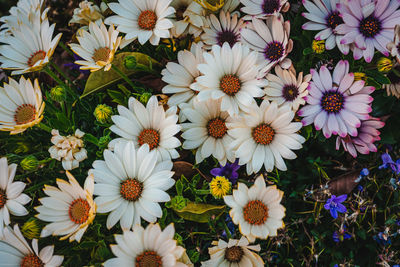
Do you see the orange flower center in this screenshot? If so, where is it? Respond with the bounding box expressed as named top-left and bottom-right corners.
top-left (224, 246), bottom-right (244, 262)
top-left (0, 189), bottom-right (6, 209)
top-left (120, 179), bottom-right (143, 202)
top-left (220, 74), bottom-right (241, 96)
top-left (14, 104), bottom-right (36, 125)
top-left (136, 251), bottom-right (162, 267)
top-left (20, 254), bottom-right (44, 267)
top-left (68, 198), bottom-right (91, 224)
top-left (243, 200), bottom-right (269, 225)
top-left (207, 118), bottom-right (227, 139)
top-left (138, 129), bottom-right (160, 150)
top-left (252, 124), bottom-right (275, 145)
top-left (92, 47), bottom-right (111, 62)
top-left (138, 10), bottom-right (157, 31)
top-left (27, 50), bottom-right (46, 67)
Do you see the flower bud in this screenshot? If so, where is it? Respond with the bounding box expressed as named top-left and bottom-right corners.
top-left (312, 40), bottom-right (325, 54)
top-left (123, 55), bottom-right (137, 70)
top-left (140, 92), bottom-right (152, 105)
top-left (377, 57), bottom-right (393, 73)
top-left (353, 72), bottom-right (366, 81)
top-left (20, 155), bottom-right (39, 172)
top-left (50, 85), bottom-right (67, 102)
top-left (94, 104), bottom-right (113, 124)
top-left (21, 218), bottom-right (41, 239)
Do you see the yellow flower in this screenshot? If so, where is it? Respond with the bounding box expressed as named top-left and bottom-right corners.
top-left (210, 176), bottom-right (231, 199)
top-left (194, 0), bottom-right (224, 11)
top-left (94, 104), bottom-right (113, 124)
top-left (377, 57), bottom-right (393, 73)
top-left (354, 72), bottom-right (367, 81)
top-left (21, 218), bottom-right (41, 239)
top-left (312, 40), bottom-right (325, 54)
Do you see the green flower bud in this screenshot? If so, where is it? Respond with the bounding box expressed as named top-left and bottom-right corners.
top-left (50, 85), bottom-right (67, 102)
top-left (21, 218), bottom-right (41, 239)
top-left (123, 55), bottom-right (137, 70)
top-left (139, 92), bottom-right (152, 105)
top-left (20, 155), bottom-right (39, 172)
top-left (14, 142), bottom-right (30, 154)
top-left (94, 104), bottom-right (113, 124)
top-left (98, 135), bottom-right (112, 148)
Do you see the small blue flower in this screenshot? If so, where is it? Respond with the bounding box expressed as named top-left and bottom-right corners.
top-left (324, 195), bottom-right (347, 219)
top-left (360, 168), bottom-right (369, 177)
top-left (357, 185), bottom-right (364, 192)
top-left (211, 159), bottom-right (240, 185)
top-left (379, 153), bottom-right (400, 174)
top-left (332, 225), bottom-right (351, 243)
top-left (221, 214), bottom-right (235, 238)
top-left (374, 231), bottom-right (391, 246)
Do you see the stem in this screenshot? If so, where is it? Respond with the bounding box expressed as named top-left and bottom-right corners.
top-left (43, 65), bottom-right (67, 89)
top-left (111, 64), bottom-right (136, 89)
top-left (59, 41), bottom-right (75, 57)
top-left (50, 60), bottom-right (74, 87)
top-left (222, 220), bottom-right (232, 239)
top-left (392, 68), bottom-right (400, 78)
top-left (36, 122), bottom-right (52, 133)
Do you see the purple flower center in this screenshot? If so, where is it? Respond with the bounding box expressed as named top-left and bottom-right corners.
top-left (264, 41), bottom-right (284, 62)
top-left (326, 11), bottom-right (343, 30)
top-left (282, 84), bottom-right (299, 101)
top-left (321, 91), bottom-right (344, 113)
top-left (217, 30), bottom-right (239, 47)
top-left (359, 15), bottom-right (381, 38)
top-left (262, 0), bottom-right (281, 15)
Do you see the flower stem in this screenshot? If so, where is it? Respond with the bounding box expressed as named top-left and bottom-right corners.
top-left (111, 64), bottom-right (136, 89)
top-left (59, 41), bottom-right (75, 57)
top-left (43, 65), bottom-right (78, 99)
top-left (392, 68), bottom-right (400, 78)
top-left (222, 220), bottom-right (232, 239)
top-left (36, 122), bottom-right (52, 133)
top-left (50, 61), bottom-right (75, 88)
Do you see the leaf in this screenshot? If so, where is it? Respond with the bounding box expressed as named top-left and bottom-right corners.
top-left (172, 161), bottom-right (211, 181)
top-left (328, 170), bottom-right (360, 195)
top-left (173, 201), bottom-right (225, 223)
top-left (81, 52), bottom-right (160, 98)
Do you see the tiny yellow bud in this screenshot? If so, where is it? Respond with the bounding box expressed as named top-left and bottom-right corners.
top-left (377, 57), bottom-right (393, 73)
top-left (312, 40), bottom-right (325, 54)
top-left (21, 218), bottom-right (41, 239)
top-left (94, 104), bottom-right (113, 124)
top-left (50, 85), bottom-right (67, 102)
top-left (353, 72), bottom-right (367, 81)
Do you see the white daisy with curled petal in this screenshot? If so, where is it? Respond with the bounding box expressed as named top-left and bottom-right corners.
top-left (181, 98), bottom-right (235, 165)
top-left (264, 65), bottom-right (312, 111)
top-left (105, 0), bottom-right (175, 46)
top-left (0, 224), bottom-right (63, 267)
top-left (104, 223), bottom-right (188, 267)
top-left (69, 21), bottom-right (122, 72)
top-left (0, 157), bottom-right (31, 237)
top-left (191, 42), bottom-right (267, 116)
top-left (201, 236), bottom-right (264, 267)
top-left (228, 100), bottom-right (305, 174)
top-left (170, 0), bottom-right (206, 37)
top-left (90, 141), bottom-right (175, 230)
top-left (110, 96), bottom-right (181, 162)
top-left (241, 16), bottom-right (293, 75)
top-left (0, 76), bottom-right (44, 135)
top-left (240, 0), bottom-right (289, 19)
top-left (201, 10), bottom-right (245, 49)
top-left (35, 171), bottom-right (96, 243)
top-left (223, 175), bottom-right (285, 242)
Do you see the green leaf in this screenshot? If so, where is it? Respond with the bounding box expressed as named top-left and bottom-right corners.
top-left (84, 133), bottom-right (99, 146)
top-left (81, 52), bottom-right (160, 98)
top-left (170, 196), bottom-right (187, 210)
top-left (176, 180), bottom-right (183, 196)
top-left (173, 201), bottom-right (225, 223)
top-left (303, 47), bottom-right (313, 56)
top-left (73, 241), bottom-right (98, 250)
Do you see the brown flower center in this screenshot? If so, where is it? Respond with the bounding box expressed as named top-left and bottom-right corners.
top-left (20, 254), bottom-right (44, 267)
top-left (224, 246), bottom-right (244, 263)
top-left (138, 10), bottom-right (158, 31)
top-left (321, 91), bottom-right (344, 113)
top-left (68, 198), bottom-right (91, 224)
top-left (264, 41), bottom-right (284, 62)
top-left (243, 200), bottom-right (269, 225)
top-left (14, 104), bottom-right (36, 125)
top-left (252, 124), bottom-right (275, 145)
top-left (282, 84), bottom-right (299, 101)
top-left (136, 251), bottom-right (162, 267)
top-left (207, 118), bottom-right (227, 139)
top-left (0, 189), bottom-right (6, 209)
top-left (138, 129), bottom-right (160, 150)
top-left (120, 179), bottom-right (143, 202)
top-left (326, 11), bottom-right (344, 30)
top-left (220, 74), bottom-right (241, 96)
top-left (27, 50), bottom-right (46, 67)
top-left (92, 47), bottom-right (111, 62)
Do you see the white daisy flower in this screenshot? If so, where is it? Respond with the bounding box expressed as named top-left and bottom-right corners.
top-left (35, 172), bottom-right (96, 243)
top-left (69, 0), bottom-right (104, 26)
top-left (170, 0), bottom-right (206, 38)
top-left (201, 10), bottom-right (245, 48)
top-left (90, 141), bottom-right (175, 230)
top-left (0, 76), bottom-right (44, 135)
top-left (110, 96), bottom-right (181, 162)
top-left (0, 16), bottom-right (62, 75)
top-left (191, 42), bottom-right (267, 116)
top-left (201, 236), bottom-right (264, 267)
top-left (222, 0), bottom-right (241, 13)
top-left (105, 0), bottom-right (175, 46)
top-left (228, 100), bottom-right (305, 174)
top-left (241, 16), bottom-right (293, 75)
top-left (69, 22), bottom-right (122, 72)
top-left (240, 0), bottom-right (289, 19)
top-left (264, 65), bottom-right (312, 111)
top-left (223, 175), bottom-right (285, 242)
top-left (104, 223), bottom-right (188, 267)
top-left (181, 98), bottom-right (235, 165)
top-left (0, 157), bottom-right (31, 237)
top-left (0, 224), bottom-right (63, 267)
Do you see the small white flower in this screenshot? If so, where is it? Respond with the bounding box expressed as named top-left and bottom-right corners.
top-left (69, 0), bottom-right (105, 25)
top-left (170, 0), bottom-right (206, 37)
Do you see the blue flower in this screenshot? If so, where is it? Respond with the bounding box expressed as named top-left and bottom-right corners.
top-left (374, 231), bottom-right (391, 246)
top-left (64, 54), bottom-right (90, 74)
top-left (379, 153), bottom-right (400, 174)
top-left (221, 214), bottom-right (235, 238)
top-left (210, 159), bottom-right (240, 185)
top-left (324, 195), bottom-right (347, 219)
top-left (332, 225), bottom-right (351, 243)
top-left (360, 168), bottom-right (369, 177)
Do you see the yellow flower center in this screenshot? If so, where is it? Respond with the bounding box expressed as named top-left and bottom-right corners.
top-left (138, 10), bottom-right (158, 31)
top-left (243, 200), bottom-right (269, 225)
top-left (138, 129), bottom-right (160, 150)
top-left (120, 179), bottom-right (143, 202)
top-left (92, 47), bottom-right (111, 62)
top-left (207, 118), bottom-right (227, 139)
top-left (220, 74), bottom-right (241, 96)
top-left (20, 254), bottom-right (44, 267)
top-left (27, 50), bottom-right (46, 67)
top-left (136, 251), bottom-right (162, 267)
top-left (68, 198), bottom-right (91, 224)
top-left (224, 246), bottom-right (244, 263)
top-left (0, 189), bottom-right (6, 209)
top-left (252, 124), bottom-right (275, 145)
top-left (14, 104), bottom-right (36, 125)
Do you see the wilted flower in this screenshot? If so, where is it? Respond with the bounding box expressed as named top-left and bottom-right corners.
top-left (374, 230), bottom-right (391, 246)
top-left (69, 0), bottom-right (104, 25)
top-left (210, 160), bottom-right (240, 185)
top-left (210, 176), bottom-right (231, 199)
top-left (324, 194), bottom-right (347, 219)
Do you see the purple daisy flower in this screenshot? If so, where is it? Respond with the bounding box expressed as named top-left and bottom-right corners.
top-left (336, 117), bottom-right (384, 157)
top-left (324, 194), bottom-right (347, 219)
top-left (210, 159), bottom-right (240, 184)
top-left (336, 0), bottom-right (400, 63)
top-left (302, 0), bottom-right (350, 54)
top-left (299, 60), bottom-right (374, 138)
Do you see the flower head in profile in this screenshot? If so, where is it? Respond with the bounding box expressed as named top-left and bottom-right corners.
top-left (69, 0), bottom-right (105, 25)
top-left (324, 194), bottom-right (347, 219)
top-left (387, 24), bottom-right (400, 63)
top-left (384, 66), bottom-right (400, 98)
top-left (210, 176), bottom-right (231, 199)
top-left (210, 159), bottom-right (240, 185)
top-left (36, 172), bottom-right (96, 242)
top-left (240, 0), bottom-right (289, 19)
top-left (379, 153), bottom-right (400, 174)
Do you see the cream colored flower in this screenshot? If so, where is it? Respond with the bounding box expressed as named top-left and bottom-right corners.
top-left (387, 25), bottom-right (400, 64)
top-left (171, 0), bottom-right (206, 37)
top-left (69, 22), bottom-right (122, 72)
top-left (36, 172), bottom-right (96, 243)
top-left (0, 77), bottom-right (44, 135)
top-left (69, 0), bottom-right (105, 25)
top-left (48, 129), bottom-right (87, 171)
top-left (384, 69), bottom-right (400, 98)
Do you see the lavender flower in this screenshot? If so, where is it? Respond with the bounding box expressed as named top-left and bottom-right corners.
top-left (324, 194), bottom-right (347, 219)
top-left (210, 159), bottom-right (240, 184)
top-left (379, 153), bottom-right (400, 174)
top-left (374, 231), bottom-right (391, 246)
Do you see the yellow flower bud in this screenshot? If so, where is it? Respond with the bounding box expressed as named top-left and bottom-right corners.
top-left (353, 72), bottom-right (367, 81)
top-left (20, 155), bottom-right (39, 172)
top-left (94, 104), bottom-right (113, 124)
top-left (21, 218), bottom-right (41, 239)
top-left (377, 57), bottom-right (393, 73)
top-left (312, 40), bottom-right (325, 54)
